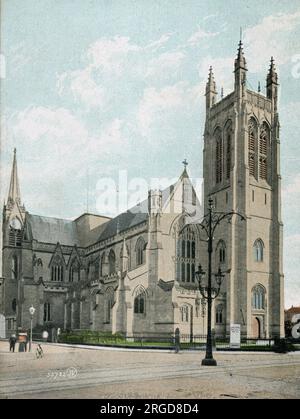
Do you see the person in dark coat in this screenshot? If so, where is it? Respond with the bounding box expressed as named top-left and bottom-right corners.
top-left (9, 334), bottom-right (17, 352)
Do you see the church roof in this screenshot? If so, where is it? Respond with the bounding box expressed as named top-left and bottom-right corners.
top-left (25, 170), bottom-right (199, 247)
top-left (27, 214), bottom-right (80, 246)
top-left (98, 184), bottom-right (174, 241)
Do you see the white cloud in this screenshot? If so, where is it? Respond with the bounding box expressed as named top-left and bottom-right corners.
top-left (87, 36), bottom-right (140, 75)
top-left (57, 36), bottom-right (141, 109)
top-left (145, 33), bottom-right (174, 51)
top-left (89, 118), bottom-right (126, 154)
top-left (57, 67), bottom-right (105, 109)
top-left (146, 51), bottom-right (185, 79)
top-left (188, 28), bottom-right (219, 46)
top-left (137, 82), bottom-right (201, 136)
top-left (244, 11), bottom-right (300, 72)
top-left (11, 106), bottom-right (88, 150)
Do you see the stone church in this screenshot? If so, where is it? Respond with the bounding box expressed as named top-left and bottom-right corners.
top-left (1, 42), bottom-right (285, 339)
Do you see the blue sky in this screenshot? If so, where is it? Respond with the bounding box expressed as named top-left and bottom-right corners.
top-left (0, 0), bottom-right (299, 307)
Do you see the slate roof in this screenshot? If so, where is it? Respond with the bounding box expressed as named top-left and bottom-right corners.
top-left (98, 184), bottom-right (175, 241)
top-left (26, 172), bottom-right (199, 247)
top-left (27, 214), bottom-right (80, 246)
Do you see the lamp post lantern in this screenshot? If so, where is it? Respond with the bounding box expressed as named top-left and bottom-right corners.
top-left (29, 305), bottom-right (35, 352)
top-left (195, 197), bottom-right (245, 366)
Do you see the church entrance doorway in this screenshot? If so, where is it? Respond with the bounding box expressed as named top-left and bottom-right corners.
top-left (252, 317), bottom-right (261, 339)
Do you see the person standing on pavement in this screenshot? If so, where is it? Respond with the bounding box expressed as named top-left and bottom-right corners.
top-left (9, 334), bottom-right (17, 352)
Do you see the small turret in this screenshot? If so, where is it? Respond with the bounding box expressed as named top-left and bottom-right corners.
top-left (148, 190), bottom-right (162, 216)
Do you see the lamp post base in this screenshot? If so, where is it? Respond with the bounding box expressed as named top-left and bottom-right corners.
top-left (201, 358), bottom-right (217, 366)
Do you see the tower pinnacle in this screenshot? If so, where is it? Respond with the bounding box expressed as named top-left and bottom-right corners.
top-left (235, 40), bottom-right (247, 72)
top-left (234, 40), bottom-right (247, 94)
top-left (266, 56), bottom-right (279, 110)
top-left (205, 66), bottom-right (217, 109)
top-left (267, 56), bottom-right (278, 86)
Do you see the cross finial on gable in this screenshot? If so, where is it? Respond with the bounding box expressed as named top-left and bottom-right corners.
top-left (182, 159), bottom-right (188, 170)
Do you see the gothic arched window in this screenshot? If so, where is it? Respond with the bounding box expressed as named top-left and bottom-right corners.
top-left (94, 259), bottom-right (100, 280)
top-left (69, 260), bottom-right (80, 282)
top-left (254, 239), bottom-right (264, 262)
top-left (108, 250), bottom-right (116, 275)
top-left (215, 128), bottom-right (223, 184)
top-left (11, 256), bottom-right (18, 280)
top-left (252, 285), bottom-right (266, 310)
top-left (259, 122), bottom-right (270, 181)
top-left (44, 302), bottom-right (51, 322)
top-left (100, 253), bottom-right (106, 277)
top-left (135, 237), bottom-right (146, 266)
top-left (216, 240), bottom-right (226, 265)
top-left (51, 256), bottom-right (64, 282)
top-left (12, 298), bottom-right (17, 313)
top-left (176, 226), bottom-right (197, 283)
top-left (216, 304), bottom-right (224, 324)
top-left (180, 305), bottom-right (189, 323)
top-left (248, 117), bottom-right (258, 179)
top-left (134, 294), bottom-right (145, 314)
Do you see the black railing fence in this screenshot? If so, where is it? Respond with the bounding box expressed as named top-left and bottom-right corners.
top-left (4, 327), bottom-right (299, 353)
top-left (41, 329), bottom-right (297, 352)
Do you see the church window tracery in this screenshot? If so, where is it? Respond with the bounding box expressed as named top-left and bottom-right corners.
top-left (176, 226), bottom-right (197, 283)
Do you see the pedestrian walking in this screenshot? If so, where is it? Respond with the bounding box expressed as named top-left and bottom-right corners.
top-left (175, 328), bottom-right (180, 353)
top-left (9, 334), bottom-right (17, 352)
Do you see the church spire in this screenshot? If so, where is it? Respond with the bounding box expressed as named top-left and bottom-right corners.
top-left (7, 148), bottom-right (21, 207)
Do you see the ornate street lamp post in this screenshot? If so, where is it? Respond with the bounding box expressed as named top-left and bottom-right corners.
top-left (201, 298), bottom-right (206, 336)
top-left (29, 305), bottom-right (36, 352)
top-left (195, 197), bottom-right (245, 366)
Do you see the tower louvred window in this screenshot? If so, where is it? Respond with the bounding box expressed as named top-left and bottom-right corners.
top-left (259, 123), bottom-right (269, 181)
top-left (248, 118), bottom-right (258, 178)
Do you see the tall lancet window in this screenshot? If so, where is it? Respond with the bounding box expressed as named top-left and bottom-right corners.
top-left (176, 225), bottom-right (197, 283)
top-left (11, 255), bottom-right (18, 280)
top-left (252, 285), bottom-right (266, 310)
top-left (259, 122), bottom-right (269, 181)
top-left (69, 259), bottom-right (80, 283)
top-left (108, 249), bottom-right (116, 275)
top-left (225, 121), bottom-right (232, 180)
top-left (248, 118), bottom-right (258, 179)
top-left (215, 128), bottom-right (223, 184)
top-left (51, 256), bottom-right (64, 282)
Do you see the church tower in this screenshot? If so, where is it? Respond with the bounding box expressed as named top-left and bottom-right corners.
top-left (2, 149), bottom-right (27, 330)
top-left (203, 42), bottom-right (284, 338)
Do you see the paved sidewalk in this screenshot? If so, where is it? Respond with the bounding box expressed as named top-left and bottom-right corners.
top-left (0, 341), bottom-right (299, 399)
